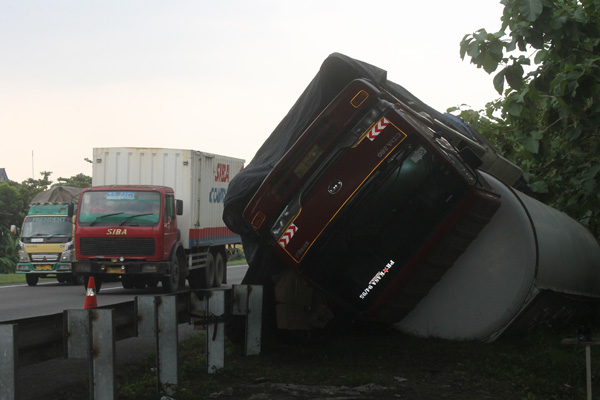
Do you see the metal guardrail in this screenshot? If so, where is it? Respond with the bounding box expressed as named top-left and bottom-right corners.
top-left (0, 285), bottom-right (263, 400)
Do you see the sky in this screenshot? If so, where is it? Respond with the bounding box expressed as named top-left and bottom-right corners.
top-left (1, 0), bottom-right (506, 183)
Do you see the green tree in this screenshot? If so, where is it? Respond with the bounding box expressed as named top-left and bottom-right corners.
top-left (18, 171), bottom-right (53, 206)
top-left (0, 183), bottom-right (26, 233)
top-left (55, 173), bottom-right (92, 188)
top-left (0, 230), bottom-right (18, 273)
top-left (458, 0), bottom-right (600, 234)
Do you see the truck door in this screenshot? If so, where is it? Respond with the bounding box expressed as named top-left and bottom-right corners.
top-left (163, 194), bottom-right (178, 258)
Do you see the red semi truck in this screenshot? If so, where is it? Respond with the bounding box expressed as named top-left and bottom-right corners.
top-left (72, 148), bottom-right (244, 292)
top-left (243, 79), bottom-right (501, 323)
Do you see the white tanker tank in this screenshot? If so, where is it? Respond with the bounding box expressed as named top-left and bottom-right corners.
top-left (396, 171), bottom-right (600, 341)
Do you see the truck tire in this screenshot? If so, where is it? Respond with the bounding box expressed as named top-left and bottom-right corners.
top-left (189, 253), bottom-right (215, 289)
top-left (71, 274), bottom-right (85, 285)
top-left (214, 252), bottom-right (225, 287)
top-left (122, 275), bottom-right (134, 289)
top-left (162, 252), bottom-right (186, 293)
top-left (26, 274), bottom-right (39, 286)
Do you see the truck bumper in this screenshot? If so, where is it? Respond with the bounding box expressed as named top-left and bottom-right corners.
top-left (72, 261), bottom-right (172, 276)
top-left (15, 262), bottom-right (73, 274)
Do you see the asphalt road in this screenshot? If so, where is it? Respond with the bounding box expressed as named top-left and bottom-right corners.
top-left (2, 265), bottom-right (248, 400)
top-left (0, 264), bottom-right (248, 322)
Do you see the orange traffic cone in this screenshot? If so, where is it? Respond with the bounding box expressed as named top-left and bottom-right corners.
top-left (84, 277), bottom-right (98, 309)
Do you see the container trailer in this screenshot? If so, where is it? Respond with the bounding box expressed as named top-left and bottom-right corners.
top-left (72, 147), bottom-right (244, 292)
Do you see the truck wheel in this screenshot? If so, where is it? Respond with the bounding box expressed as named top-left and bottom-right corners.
top-left (162, 252), bottom-right (186, 293)
top-left (214, 252), bottom-right (225, 287)
top-left (133, 277), bottom-right (147, 289)
top-left (26, 274), bottom-right (39, 286)
top-left (203, 252), bottom-right (216, 288)
top-left (188, 253), bottom-right (215, 289)
top-left (122, 276), bottom-right (134, 289)
top-left (71, 274), bottom-right (85, 285)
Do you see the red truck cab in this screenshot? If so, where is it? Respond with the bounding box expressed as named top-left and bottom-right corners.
top-left (243, 79), bottom-right (501, 322)
top-left (73, 185), bottom-right (186, 292)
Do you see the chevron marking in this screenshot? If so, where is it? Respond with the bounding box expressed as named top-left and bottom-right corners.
top-left (278, 224), bottom-right (298, 248)
top-left (367, 117), bottom-right (390, 141)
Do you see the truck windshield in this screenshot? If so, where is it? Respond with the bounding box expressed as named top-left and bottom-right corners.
top-left (78, 191), bottom-right (161, 226)
top-left (300, 143), bottom-right (468, 312)
top-left (22, 216), bottom-right (72, 238)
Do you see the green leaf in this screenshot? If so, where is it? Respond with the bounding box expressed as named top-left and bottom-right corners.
top-left (474, 28), bottom-right (489, 41)
top-left (587, 165), bottom-right (600, 180)
top-left (531, 130), bottom-right (544, 140)
top-left (533, 49), bottom-right (547, 64)
top-left (530, 180), bottom-right (549, 193)
top-left (482, 52), bottom-right (500, 73)
top-left (506, 99), bottom-right (523, 116)
top-left (518, 0), bottom-right (544, 22)
top-left (493, 70), bottom-right (506, 94)
top-left (523, 137), bottom-right (540, 153)
top-left (505, 63), bottom-right (525, 90)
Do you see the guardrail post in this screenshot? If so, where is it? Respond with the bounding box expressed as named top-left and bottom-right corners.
top-left (0, 324), bottom-right (19, 400)
top-left (157, 295), bottom-right (178, 395)
top-left (190, 289), bottom-right (226, 373)
top-left (135, 296), bottom-right (156, 338)
top-left (233, 284), bottom-right (263, 356)
top-left (65, 309), bottom-right (116, 400)
top-left (206, 290), bottom-right (225, 373)
top-left (135, 295), bottom-right (178, 396)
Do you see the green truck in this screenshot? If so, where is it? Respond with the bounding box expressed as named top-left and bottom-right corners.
top-left (12, 186), bottom-right (83, 286)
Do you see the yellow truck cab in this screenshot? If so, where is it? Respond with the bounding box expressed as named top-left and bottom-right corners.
top-left (14, 186), bottom-right (82, 286)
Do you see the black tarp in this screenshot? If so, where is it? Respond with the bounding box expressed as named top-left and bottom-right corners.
top-left (30, 186), bottom-right (82, 205)
top-left (223, 52), bottom-right (491, 282)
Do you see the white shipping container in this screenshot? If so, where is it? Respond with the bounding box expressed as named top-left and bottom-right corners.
top-left (92, 147), bottom-right (245, 250)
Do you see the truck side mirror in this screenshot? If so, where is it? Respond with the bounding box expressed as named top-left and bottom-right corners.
top-left (68, 203), bottom-right (75, 219)
top-left (176, 199), bottom-right (183, 216)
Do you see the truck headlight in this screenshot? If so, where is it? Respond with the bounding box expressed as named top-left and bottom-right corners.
top-left (60, 241), bottom-right (75, 261)
top-left (60, 250), bottom-right (74, 262)
top-left (270, 202), bottom-right (300, 240)
top-left (18, 250), bottom-right (29, 262)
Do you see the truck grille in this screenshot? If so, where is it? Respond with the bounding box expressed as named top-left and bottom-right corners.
top-left (31, 254), bottom-right (60, 262)
top-left (80, 238), bottom-right (155, 257)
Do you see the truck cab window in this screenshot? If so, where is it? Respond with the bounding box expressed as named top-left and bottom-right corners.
top-left (165, 195), bottom-right (175, 223)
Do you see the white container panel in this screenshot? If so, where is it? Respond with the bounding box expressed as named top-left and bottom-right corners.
top-left (190, 153), bottom-right (244, 248)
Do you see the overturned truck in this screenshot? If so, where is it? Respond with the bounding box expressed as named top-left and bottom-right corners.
top-left (224, 53), bottom-right (600, 341)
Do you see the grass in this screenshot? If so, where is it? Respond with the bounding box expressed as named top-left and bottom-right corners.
top-left (0, 273), bottom-right (55, 285)
top-left (47, 316), bottom-right (600, 400)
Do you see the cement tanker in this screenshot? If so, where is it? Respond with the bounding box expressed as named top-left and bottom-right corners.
top-left (396, 171), bottom-right (600, 341)
top-left (224, 53), bottom-right (600, 341)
